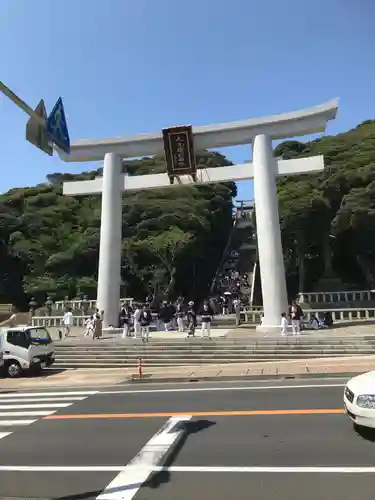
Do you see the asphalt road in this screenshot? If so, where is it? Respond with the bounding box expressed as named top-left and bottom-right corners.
top-left (0, 377), bottom-right (374, 499)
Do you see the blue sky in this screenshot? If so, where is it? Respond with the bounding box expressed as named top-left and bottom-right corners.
top-left (1, 0), bottom-right (374, 201)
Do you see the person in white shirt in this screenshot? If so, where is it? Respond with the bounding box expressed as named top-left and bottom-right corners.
top-left (233, 298), bottom-right (241, 326)
top-left (63, 308), bottom-right (74, 337)
top-left (280, 312), bottom-right (288, 336)
top-left (133, 306), bottom-right (141, 339)
top-left (84, 316), bottom-right (94, 337)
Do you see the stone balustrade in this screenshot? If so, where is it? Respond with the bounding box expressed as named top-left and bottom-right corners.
top-left (53, 298), bottom-right (134, 311)
top-left (240, 307), bottom-right (375, 324)
top-left (31, 307), bottom-right (375, 329)
top-left (32, 315), bottom-right (91, 328)
top-left (297, 290), bottom-right (373, 304)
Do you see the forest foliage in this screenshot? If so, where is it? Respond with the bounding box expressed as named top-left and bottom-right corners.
top-left (1, 117), bottom-right (375, 308)
top-left (0, 151), bottom-right (235, 308)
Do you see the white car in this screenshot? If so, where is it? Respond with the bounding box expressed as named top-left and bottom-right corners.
top-left (344, 371), bottom-right (375, 429)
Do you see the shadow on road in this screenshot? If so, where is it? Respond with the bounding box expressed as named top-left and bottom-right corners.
top-left (144, 419), bottom-right (216, 490)
top-left (52, 419), bottom-right (216, 499)
top-left (354, 424), bottom-right (375, 442)
top-left (0, 368), bottom-right (67, 381)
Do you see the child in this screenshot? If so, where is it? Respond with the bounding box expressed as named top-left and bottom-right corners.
top-left (280, 312), bottom-right (288, 336)
top-left (186, 301), bottom-right (197, 339)
top-left (140, 305), bottom-right (152, 342)
top-left (84, 315), bottom-right (94, 337)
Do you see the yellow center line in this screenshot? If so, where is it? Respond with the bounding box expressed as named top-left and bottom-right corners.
top-left (43, 409), bottom-right (345, 420)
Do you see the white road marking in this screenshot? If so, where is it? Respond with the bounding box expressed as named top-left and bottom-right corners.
top-left (0, 391), bottom-right (98, 398)
top-left (0, 432), bottom-right (12, 440)
top-left (96, 414), bottom-right (192, 499)
top-left (0, 420), bottom-right (36, 426)
top-left (0, 465), bottom-right (372, 473)
top-left (0, 411), bottom-right (56, 417)
top-left (165, 466), bottom-right (375, 473)
top-left (0, 397), bottom-right (87, 403)
top-left (99, 383), bottom-right (345, 395)
top-left (0, 403), bottom-right (72, 409)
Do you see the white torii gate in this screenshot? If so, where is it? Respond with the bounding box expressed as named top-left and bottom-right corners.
top-left (62, 100), bottom-right (338, 331)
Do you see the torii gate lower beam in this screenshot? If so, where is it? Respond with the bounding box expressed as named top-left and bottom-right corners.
top-left (63, 151), bottom-right (324, 330)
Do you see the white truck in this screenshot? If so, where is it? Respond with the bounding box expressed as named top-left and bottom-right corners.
top-left (0, 325), bottom-right (55, 377)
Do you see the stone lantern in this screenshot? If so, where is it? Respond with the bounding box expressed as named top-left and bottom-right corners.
top-left (28, 297), bottom-right (38, 325)
top-left (29, 297), bottom-right (38, 315)
top-left (45, 296), bottom-right (53, 317)
top-left (63, 296), bottom-right (71, 313)
top-left (81, 294), bottom-right (89, 316)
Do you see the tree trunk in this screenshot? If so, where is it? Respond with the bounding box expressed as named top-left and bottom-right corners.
top-left (165, 274), bottom-right (176, 299)
top-left (323, 237), bottom-right (333, 276)
top-left (297, 242), bottom-right (305, 293)
top-left (356, 255), bottom-right (375, 288)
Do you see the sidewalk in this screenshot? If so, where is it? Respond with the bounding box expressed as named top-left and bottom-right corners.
top-left (49, 322), bottom-right (375, 343)
top-left (50, 327), bottom-right (230, 343)
top-left (0, 355), bottom-right (374, 390)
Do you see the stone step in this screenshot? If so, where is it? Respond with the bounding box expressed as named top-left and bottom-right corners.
top-left (53, 353), bottom-right (367, 368)
top-left (54, 352), bottom-right (373, 364)
top-left (56, 349), bottom-right (374, 360)
top-left (55, 338), bottom-right (375, 347)
top-left (55, 343), bottom-right (375, 352)
top-left (55, 347), bottom-right (375, 358)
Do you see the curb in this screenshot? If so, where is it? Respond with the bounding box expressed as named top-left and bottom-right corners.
top-left (129, 371), bottom-right (360, 384)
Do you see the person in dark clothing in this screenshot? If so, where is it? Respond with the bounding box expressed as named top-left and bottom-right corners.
top-left (323, 311), bottom-right (333, 327)
top-left (139, 305), bottom-right (152, 342)
top-left (175, 301), bottom-right (185, 333)
top-left (167, 301), bottom-right (176, 330)
top-left (200, 301), bottom-right (214, 339)
top-left (159, 301), bottom-right (173, 331)
top-left (120, 303), bottom-right (133, 338)
top-left (186, 301), bottom-right (197, 338)
top-left (221, 296), bottom-right (229, 315)
top-left (288, 300), bottom-right (304, 335)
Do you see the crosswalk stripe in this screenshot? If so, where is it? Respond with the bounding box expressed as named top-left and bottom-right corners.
top-left (0, 411), bottom-right (57, 417)
top-left (0, 403), bottom-right (72, 409)
top-left (0, 391), bottom-right (98, 398)
top-left (0, 420), bottom-right (36, 426)
top-left (0, 392), bottom-right (94, 437)
top-left (0, 432), bottom-right (12, 439)
top-left (0, 397), bottom-right (87, 403)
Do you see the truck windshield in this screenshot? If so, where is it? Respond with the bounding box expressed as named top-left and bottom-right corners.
top-left (28, 328), bottom-right (52, 345)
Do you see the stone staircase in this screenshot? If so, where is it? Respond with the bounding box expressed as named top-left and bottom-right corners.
top-left (53, 336), bottom-right (375, 369)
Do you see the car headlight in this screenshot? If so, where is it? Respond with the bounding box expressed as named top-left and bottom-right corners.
top-left (357, 395), bottom-right (375, 409)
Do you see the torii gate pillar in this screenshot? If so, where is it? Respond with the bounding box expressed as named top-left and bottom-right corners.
top-left (96, 153), bottom-right (123, 327)
top-left (253, 134), bottom-right (287, 330)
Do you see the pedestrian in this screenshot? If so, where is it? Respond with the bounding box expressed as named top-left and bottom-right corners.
top-left (133, 304), bottom-right (142, 339)
top-left (120, 302), bottom-right (133, 338)
top-left (140, 304), bottom-right (152, 342)
top-left (200, 301), bottom-right (214, 339)
top-left (289, 300), bottom-right (303, 335)
top-left (159, 301), bottom-right (172, 332)
top-left (62, 308), bottom-right (74, 338)
top-left (280, 312), bottom-right (288, 336)
top-left (176, 301), bottom-right (185, 333)
top-left (84, 315), bottom-right (94, 337)
top-left (233, 297), bottom-right (241, 326)
top-left (221, 295), bottom-right (229, 315)
top-left (186, 301), bottom-right (197, 339)
top-left (93, 312), bottom-right (102, 339)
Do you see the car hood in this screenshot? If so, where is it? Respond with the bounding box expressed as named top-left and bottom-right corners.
top-left (347, 371), bottom-right (375, 395)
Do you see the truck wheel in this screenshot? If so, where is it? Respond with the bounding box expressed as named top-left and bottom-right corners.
top-left (6, 361), bottom-right (22, 378)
